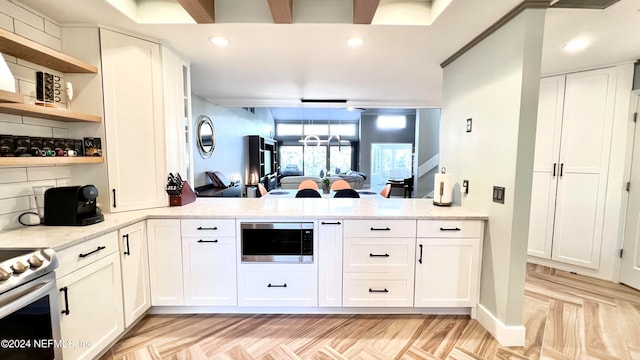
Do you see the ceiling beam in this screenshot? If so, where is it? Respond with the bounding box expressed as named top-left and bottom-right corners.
top-left (267, 0), bottom-right (293, 24)
top-left (177, 0), bottom-right (215, 23)
top-left (353, 0), bottom-right (380, 24)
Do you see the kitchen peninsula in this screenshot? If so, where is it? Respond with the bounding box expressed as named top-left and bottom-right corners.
top-left (0, 198), bottom-right (487, 360)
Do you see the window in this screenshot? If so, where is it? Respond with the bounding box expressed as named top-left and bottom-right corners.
top-left (279, 145), bottom-right (355, 177)
top-left (370, 143), bottom-right (413, 188)
top-left (376, 115), bottom-right (406, 129)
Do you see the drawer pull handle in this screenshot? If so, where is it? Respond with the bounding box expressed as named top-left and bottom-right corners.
top-left (370, 227), bottom-right (391, 231)
top-left (197, 226), bottom-right (218, 231)
top-left (79, 246), bottom-right (106, 258)
top-left (418, 244), bottom-right (423, 264)
top-left (439, 227), bottom-right (461, 231)
top-left (369, 288), bottom-right (389, 293)
top-left (60, 287), bottom-right (70, 315)
top-left (267, 283), bottom-right (287, 288)
top-left (321, 221), bottom-right (342, 225)
top-left (197, 239), bottom-right (218, 243)
top-left (369, 253), bottom-right (390, 257)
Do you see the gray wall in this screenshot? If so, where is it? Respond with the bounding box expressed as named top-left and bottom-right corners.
top-left (440, 8), bottom-right (545, 333)
top-left (415, 109), bottom-right (440, 198)
top-left (191, 96), bottom-right (274, 189)
top-left (360, 113), bottom-right (416, 190)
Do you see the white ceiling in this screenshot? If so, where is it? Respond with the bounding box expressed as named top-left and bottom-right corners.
top-left (12, 0), bottom-right (640, 110)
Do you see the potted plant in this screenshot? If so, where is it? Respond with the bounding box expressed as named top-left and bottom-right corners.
top-left (321, 176), bottom-right (330, 194)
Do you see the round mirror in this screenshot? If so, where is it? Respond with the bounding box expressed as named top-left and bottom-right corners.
top-left (197, 115), bottom-right (215, 158)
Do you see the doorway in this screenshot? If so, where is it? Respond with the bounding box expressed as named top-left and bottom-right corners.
top-left (621, 93), bottom-right (640, 290)
top-left (370, 143), bottom-right (413, 189)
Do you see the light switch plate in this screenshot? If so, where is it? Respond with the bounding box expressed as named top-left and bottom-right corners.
top-left (493, 186), bottom-right (505, 204)
top-left (466, 118), bottom-right (472, 132)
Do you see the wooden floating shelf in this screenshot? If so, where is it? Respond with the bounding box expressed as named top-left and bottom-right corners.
top-left (0, 156), bottom-right (104, 166)
top-left (0, 89), bottom-right (23, 103)
top-left (0, 28), bottom-right (97, 73)
top-left (0, 103), bottom-right (101, 123)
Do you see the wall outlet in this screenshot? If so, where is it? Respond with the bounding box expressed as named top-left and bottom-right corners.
top-left (493, 186), bottom-right (505, 204)
top-left (466, 118), bottom-right (472, 132)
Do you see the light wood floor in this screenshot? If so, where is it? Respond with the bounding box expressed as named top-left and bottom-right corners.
top-left (99, 264), bottom-right (640, 359)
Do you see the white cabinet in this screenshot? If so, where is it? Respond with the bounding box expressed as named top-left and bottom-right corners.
top-left (342, 220), bottom-right (416, 307)
top-left (238, 264), bottom-right (317, 307)
top-left (181, 219), bottom-right (237, 306)
top-left (56, 233), bottom-right (124, 360)
top-left (318, 220), bottom-right (343, 307)
top-left (147, 219), bottom-right (184, 305)
top-left (528, 68), bottom-right (617, 269)
top-left (415, 221), bottom-right (482, 313)
top-left (100, 29), bottom-right (166, 212)
top-left (119, 221), bottom-right (151, 327)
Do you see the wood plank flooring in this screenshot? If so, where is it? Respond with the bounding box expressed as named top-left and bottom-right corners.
top-left (99, 264), bottom-right (640, 359)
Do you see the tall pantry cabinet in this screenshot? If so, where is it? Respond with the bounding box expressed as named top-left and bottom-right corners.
top-left (527, 66), bottom-right (625, 272)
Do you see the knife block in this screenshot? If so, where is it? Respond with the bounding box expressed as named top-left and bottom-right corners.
top-left (169, 181), bottom-right (196, 206)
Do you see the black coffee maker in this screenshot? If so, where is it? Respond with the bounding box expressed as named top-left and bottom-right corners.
top-left (44, 185), bottom-right (104, 226)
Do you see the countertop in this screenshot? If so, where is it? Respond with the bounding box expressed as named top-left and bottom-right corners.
top-left (0, 198), bottom-right (487, 251)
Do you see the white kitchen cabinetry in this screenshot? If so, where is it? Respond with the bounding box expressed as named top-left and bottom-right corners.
top-left (318, 220), bottom-right (343, 307)
top-left (528, 67), bottom-right (618, 269)
top-left (55, 232), bottom-right (124, 360)
top-left (100, 29), bottom-right (166, 212)
top-left (181, 219), bottom-right (237, 306)
top-left (415, 220), bottom-right (482, 314)
top-left (342, 220), bottom-right (416, 307)
top-left (238, 264), bottom-right (317, 307)
top-left (119, 221), bottom-right (151, 327)
top-left (147, 219), bottom-right (184, 305)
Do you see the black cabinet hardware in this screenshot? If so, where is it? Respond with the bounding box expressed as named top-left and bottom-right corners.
top-left (123, 234), bottom-right (130, 256)
top-left (79, 246), bottom-right (106, 258)
top-left (418, 244), bottom-right (423, 264)
top-left (112, 189), bottom-right (116, 208)
top-left (553, 163), bottom-right (557, 177)
top-left (560, 163), bottom-right (564, 177)
top-left (368, 288), bottom-right (389, 293)
top-left (197, 226), bottom-right (218, 230)
top-left (197, 239), bottom-right (218, 243)
top-left (321, 221), bottom-right (342, 225)
top-left (439, 227), bottom-right (461, 231)
top-left (267, 283), bottom-right (287, 288)
top-left (369, 253), bottom-right (390, 257)
top-left (370, 227), bottom-right (391, 231)
top-left (60, 287), bottom-right (70, 315)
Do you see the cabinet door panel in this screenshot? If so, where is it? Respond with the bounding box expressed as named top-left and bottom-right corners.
top-left (120, 221), bottom-right (151, 327)
top-left (414, 238), bottom-right (480, 307)
top-left (147, 219), bottom-right (184, 305)
top-left (57, 253), bottom-right (123, 360)
top-left (318, 220), bottom-right (343, 307)
top-left (527, 172), bottom-right (556, 258)
top-left (101, 29), bottom-right (166, 212)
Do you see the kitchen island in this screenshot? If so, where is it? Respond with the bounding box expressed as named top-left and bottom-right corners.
top-left (0, 198), bottom-right (487, 360)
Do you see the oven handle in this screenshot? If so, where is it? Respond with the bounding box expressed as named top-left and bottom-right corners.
top-left (0, 272), bottom-right (57, 319)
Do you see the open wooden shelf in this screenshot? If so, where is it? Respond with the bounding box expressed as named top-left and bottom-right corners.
top-left (0, 103), bottom-right (101, 123)
top-left (0, 156), bottom-right (103, 167)
top-left (0, 89), bottom-right (23, 103)
top-left (0, 28), bottom-right (97, 73)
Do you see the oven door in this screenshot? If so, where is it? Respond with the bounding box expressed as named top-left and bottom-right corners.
top-left (241, 222), bottom-right (313, 263)
top-left (0, 272), bottom-right (62, 360)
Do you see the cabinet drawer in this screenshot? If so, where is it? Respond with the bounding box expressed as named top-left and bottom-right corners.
top-left (343, 238), bottom-right (415, 273)
top-left (343, 220), bottom-right (416, 238)
top-left (343, 273), bottom-right (414, 307)
top-left (238, 266), bottom-right (317, 307)
top-left (56, 232), bottom-right (119, 279)
top-left (417, 220), bottom-right (482, 238)
top-left (181, 219), bottom-right (236, 237)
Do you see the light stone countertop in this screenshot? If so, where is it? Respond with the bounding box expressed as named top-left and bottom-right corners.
top-left (0, 198), bottom-right (487, 251)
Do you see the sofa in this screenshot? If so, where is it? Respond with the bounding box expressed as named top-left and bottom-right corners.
top-left (279, 175), bottom-right (365, 190)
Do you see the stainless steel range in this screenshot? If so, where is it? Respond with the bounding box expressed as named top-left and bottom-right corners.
top-left (0, 248), bottom-right (61, 360)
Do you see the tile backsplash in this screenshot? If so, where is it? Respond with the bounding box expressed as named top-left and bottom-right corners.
top-left (0, 0), bottom-right (72, 231)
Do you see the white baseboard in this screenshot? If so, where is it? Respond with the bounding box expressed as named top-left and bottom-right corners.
top-left (476, 304), bottom-right (525, 346)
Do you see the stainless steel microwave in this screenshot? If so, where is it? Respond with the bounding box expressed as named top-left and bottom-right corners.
top-left (241, 222), bottom-right (314, 263)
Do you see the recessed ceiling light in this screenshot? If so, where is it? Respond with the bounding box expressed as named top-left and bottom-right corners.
top-left (347, 37), bottom-right (364, 47)
top-left (209, 36), bottom-right (229, 47)
top-left (563, 38), bottom-right (589, 53)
